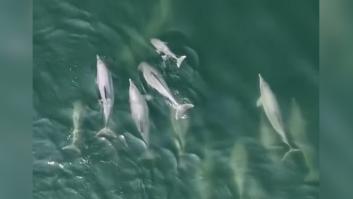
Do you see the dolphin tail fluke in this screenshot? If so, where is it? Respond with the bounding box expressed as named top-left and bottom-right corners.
top-left (281, 147), bottom-right (300, 162)
top-left (62, 144), bottom-right (81, 157)
top-left (96, 127), bottom-right (117, 139)
top-left (176, 55), bottom-right (187, 68)
top-left (175, 103), bottom-right (194, 120)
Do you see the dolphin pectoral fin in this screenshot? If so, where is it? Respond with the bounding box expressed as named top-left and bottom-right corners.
top-left (155, 49), bottom-right (161, 54)
top-left (144, 94), bottom-right (153, 101)
top-left (98, 99), bottom-right (103, 106)
top-left (256, 97), bottom-right (262, 107)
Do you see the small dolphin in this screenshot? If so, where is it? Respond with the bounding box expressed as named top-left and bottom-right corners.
top-left (138, 62), bottom-right (194, 119)
top-left (96, 55), bottom-right (114, 126)
top-left (62, 101), bottom-right (85, 157)
top-left (257, 74), bottom-right (299, 161)
top-left (96, 55), bottom-right (116, 138)
top-left (150, 38), bottom-right (186, 68)
top-left (129, 79), bottom-right (150, 144)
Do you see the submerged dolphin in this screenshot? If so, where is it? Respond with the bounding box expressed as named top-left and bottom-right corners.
top-left (150, 38), bottom-right (186, 68)
top-left (129, 79), bottom-right (150, 144)
top-left (138, 62), bottom-right (194, 119)
top-left (257, 74), bottom-right (299, 161)
top-left (96, 55), bottom-right (116, 138)
top-left (62, 101), bottom-right (85, 157)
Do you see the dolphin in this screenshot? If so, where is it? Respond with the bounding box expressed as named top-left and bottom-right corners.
top-left (129, 79), bottom-right (150, 144)
top-left (96, 55), bottom-right (114, 126)
top-left (138, 62), bottom-right (194, 119)
top-left (257, 74), bottom-right (299, 161)
top-left (62, 101), bottom-right (85, 157)
top-left (150, 38), bottom-right (186, 68)
top-left (96, 55), bottom-right (116, 138)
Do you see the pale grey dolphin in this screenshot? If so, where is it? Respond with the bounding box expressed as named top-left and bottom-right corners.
top-left (96, 55), bottom-right (116, 138)
top-left (150, 38), bottom-right (186, 68)
top-left (138, 62), bottom-right (194, 119)
top-left (96, 55), bottom-right (114, 126)
top-left (129, 79), bottom-right (150, 144)
top-left (257, 74), bottom-right (299, 161)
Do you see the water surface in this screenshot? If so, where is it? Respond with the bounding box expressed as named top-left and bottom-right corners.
top-left (33, 1), bottom-right (319, 198)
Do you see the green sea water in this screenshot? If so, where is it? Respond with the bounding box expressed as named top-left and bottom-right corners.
top-left (33, 0), bottom-right (319, 199)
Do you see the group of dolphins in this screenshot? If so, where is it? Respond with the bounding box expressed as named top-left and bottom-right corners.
top-left (62, 38), bottom-right (192, 155)
top-left (63, 37), bottom-right (300, 161)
